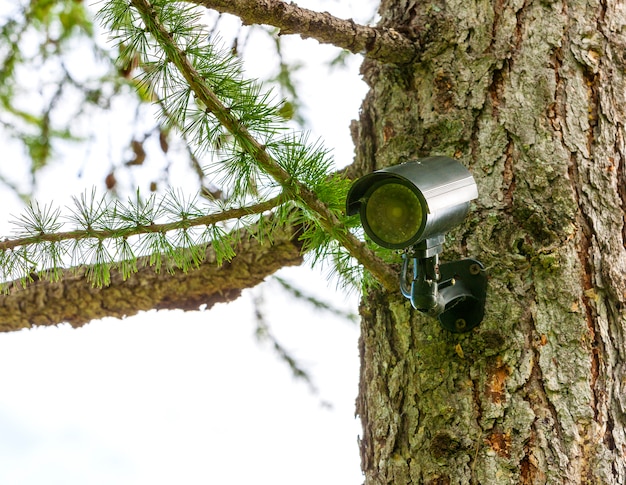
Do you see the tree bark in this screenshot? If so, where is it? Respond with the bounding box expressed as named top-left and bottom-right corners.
top-left (354, 0), bottom-right (626, 482)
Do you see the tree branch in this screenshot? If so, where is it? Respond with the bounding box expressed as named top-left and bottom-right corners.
top-left (189, 0), bottom-right (417, 64)
top-left (131, 0), bottom-right (398, 291)
top-left (0, 222), bottom-right (304, 332)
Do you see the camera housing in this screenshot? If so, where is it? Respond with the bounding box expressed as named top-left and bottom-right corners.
top-left (346, 156), bottom-right (487, 333)
top-left (346, 156), bottom-right (478, 252)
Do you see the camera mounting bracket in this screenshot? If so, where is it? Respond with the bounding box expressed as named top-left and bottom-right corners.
top-left (401, 252), bottom-right (487, 333)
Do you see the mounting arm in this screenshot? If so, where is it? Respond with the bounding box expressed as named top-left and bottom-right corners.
top-left (400, 244), bottom-right (487, 333)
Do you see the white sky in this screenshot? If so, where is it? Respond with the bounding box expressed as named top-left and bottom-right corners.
top-left (0, 1), bottom-right (376, 483)
top-left (0, 266), bottom-right (362, 485)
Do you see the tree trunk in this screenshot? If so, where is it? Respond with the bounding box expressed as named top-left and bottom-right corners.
top-left (354, 0), bottom-right (626, 482)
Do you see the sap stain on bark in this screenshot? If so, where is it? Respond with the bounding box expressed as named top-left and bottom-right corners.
top-left (487, 356), bottom-right (511, 405)
top-left (485, 430), bottom-right (512, 458)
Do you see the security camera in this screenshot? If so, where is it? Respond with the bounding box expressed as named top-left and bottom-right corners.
top-left (346, 156), bottom-right (478, 253)
top-left (346, 156), bottom-right (487, 333)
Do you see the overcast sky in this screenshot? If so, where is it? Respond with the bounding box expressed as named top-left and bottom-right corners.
top-left (0, 1), bottom-right (376, 483)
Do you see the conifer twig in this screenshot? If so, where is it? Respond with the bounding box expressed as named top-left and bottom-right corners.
top-left (0, 195), bottom-right (284, 252)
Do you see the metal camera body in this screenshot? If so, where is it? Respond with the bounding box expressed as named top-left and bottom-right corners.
top-left (346, 156), bottom-right (478, 252)
top-left (346, 156), bottom-right (487, 333)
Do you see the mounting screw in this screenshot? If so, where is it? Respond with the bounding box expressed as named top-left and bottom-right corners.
top-left (455, 318), bottom-right (467, 331)
top-left (469, 263), bottom-right (481, 275)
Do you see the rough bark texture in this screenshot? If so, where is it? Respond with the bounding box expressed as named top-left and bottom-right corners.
top-left (191, 0), bottom-right (417, 64)
top-left (0, 223), bottom-right (303, 331)
top-left (354, 0), bottom-right (626, 483)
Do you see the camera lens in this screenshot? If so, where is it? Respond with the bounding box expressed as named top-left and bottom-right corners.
top-left (364, 182), bottom-right (422, 246)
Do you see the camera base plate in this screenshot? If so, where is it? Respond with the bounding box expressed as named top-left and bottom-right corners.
top-left (437, 259), bottom-right (487, 333)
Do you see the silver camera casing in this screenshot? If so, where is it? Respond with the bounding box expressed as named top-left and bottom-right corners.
top-left (346, 156), bottom-right (478, 249)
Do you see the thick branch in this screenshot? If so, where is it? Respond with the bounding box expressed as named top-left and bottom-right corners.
top-left (0, 223), bottom-right (303, 332)
top-left (190, 0), bottom-right (417, 64)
